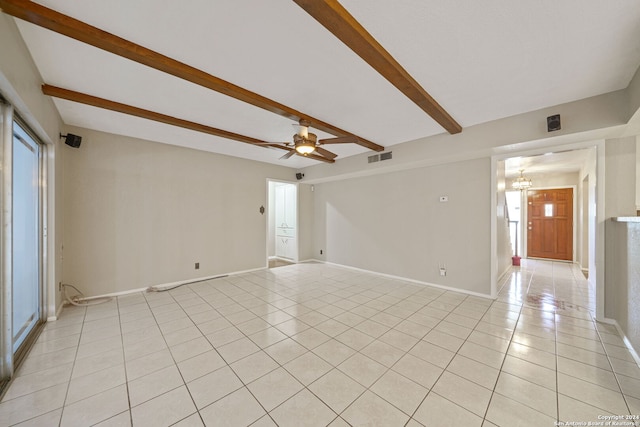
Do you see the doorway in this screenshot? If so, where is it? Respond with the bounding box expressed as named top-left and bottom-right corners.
top-left (267, 181), bottom-right (298, 268)
top-left (527, 188), bottom-right (574, 261)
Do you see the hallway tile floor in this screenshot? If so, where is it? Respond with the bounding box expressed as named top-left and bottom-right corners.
top-left (1, 260), bottom-right (639, 426)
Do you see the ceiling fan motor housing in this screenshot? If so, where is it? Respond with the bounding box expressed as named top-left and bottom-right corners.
top-left (293, 132), bottom-right (317, 155)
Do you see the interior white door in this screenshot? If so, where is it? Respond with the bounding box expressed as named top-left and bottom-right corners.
top-left (12, 122), bottom-right (40, 352)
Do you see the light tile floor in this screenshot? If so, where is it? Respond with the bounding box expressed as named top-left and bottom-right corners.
top-left (2, 259), bottom-right (640, 426)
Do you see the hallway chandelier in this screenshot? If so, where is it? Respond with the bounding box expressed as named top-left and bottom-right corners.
top-left (512, 169), bottom-right (532, 191)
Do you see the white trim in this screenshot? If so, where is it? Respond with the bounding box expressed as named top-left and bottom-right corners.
top-left (498, 265), bottom-right (513, 284)
top-left (490, 156), bottom-right (498, 299)
top-left (59, 266), bottom-right (268, 302)
top-left (46, 302), bottom-right (64, 322)
top-left (317, 260), bottom-right (494, 300)
top-left (595, 142), bottom-right (606, 321)
top-left (44, 142), bottom-right (57, 320)
top-left (266, 179), bottom-right (300, 265)
top-left (0, 103), bottom-right (13, 377)
top-left (600, 318), bottom-right (640, 367)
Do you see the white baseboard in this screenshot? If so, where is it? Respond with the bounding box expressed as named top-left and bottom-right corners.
top-left (600, 318), bottom-right (640, 367)
top-left (46, 302), bottom-right (65, 322)
top-left (59, 266), bottom-right (268, 303)
top-left (498, 265), bottom-right (512, 283)
top-left (315, 260), bottom-right (493, 299)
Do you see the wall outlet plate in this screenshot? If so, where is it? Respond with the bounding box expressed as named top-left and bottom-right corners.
top-left (195, 262), bottom-right (200, 269)
top-left (439, 196), bottom-right (449, 202)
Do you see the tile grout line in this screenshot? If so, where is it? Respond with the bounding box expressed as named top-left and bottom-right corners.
top-left (479, 265), bottom-right (532, 424)
top-left (56, 304), bottom-right (88, 427)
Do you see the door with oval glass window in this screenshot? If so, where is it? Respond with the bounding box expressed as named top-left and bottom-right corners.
top-left (527, 188), bottom-right (573, 261)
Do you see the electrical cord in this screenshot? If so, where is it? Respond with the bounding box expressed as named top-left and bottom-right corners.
top-left (146, 275), bottom-right (228, 292)
top-left (62, 283), bottom-right (113, 306)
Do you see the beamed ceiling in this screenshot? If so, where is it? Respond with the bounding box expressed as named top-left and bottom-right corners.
top-left (2, 0), bottom-right (640, 168)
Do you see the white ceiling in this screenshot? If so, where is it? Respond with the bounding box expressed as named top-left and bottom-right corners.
top-left (505, 148), bottom-right (592, 179)
top-left (12, 0), bottom-right (640, 169)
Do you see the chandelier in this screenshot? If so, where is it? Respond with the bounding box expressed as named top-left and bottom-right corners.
top-left (512, 169), bottom-right (532, 191)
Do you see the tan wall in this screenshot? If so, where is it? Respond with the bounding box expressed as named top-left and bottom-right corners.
top-left (61, 126), bottom-right (295, 296)
top-left (0, 15), bottom-right (64, 316)
top-left (605, 137), bottom-right (637, 218)
top-left (604, 136), bottom-right (639, 349)
top-left (312, 157), bottom-right (492, 296)
top-left (605, 220), bottom-right (640, 352)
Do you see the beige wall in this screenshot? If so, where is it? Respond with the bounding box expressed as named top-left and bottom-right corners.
top-left (604, 136), bottom-right (639, 349)
top-left (605, 220), bottom-right (640, 351)
top-left (61, 126), bottom-right (295, 296)
top-left (605, 137), bottom-right (637, 218)
top-left (527, 171), bottom-right (580, 189)
top-left (297, 184), bottom-right (315, 261)
top-left (0, 15), bottom-right (64, 316)
top-left (312, 157), bottom-right (492, 296)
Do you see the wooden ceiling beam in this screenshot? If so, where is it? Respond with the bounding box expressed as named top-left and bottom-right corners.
top-left (293, 0), bottom-right (462, 135)
top-left (0, 0), bottom-right (383, 152)
top-left (41, 84), bottom-right (335, 163)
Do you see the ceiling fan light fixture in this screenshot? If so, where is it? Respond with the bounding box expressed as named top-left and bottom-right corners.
top-left (294, 132), bottom-right (317, 155)
top-left (512, 169), bottom-right (532, 191)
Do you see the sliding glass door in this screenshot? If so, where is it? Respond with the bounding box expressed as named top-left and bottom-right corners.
top-left (12, 121), bottom-right (41, 352)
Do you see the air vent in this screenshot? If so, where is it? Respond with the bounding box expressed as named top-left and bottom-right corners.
top-left (368, 154), bottom-right (380, 163)
top-left (380, 151), bottom-right (393, 161)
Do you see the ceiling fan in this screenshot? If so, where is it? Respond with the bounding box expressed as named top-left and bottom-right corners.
top-left (261, 119), bottom-right (360, 161)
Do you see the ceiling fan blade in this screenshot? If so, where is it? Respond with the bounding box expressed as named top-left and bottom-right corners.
top-left (279, 150), bottom-right (296, 160)
top-left (252, 142), bottom-right (288, 146)
top-left (318, 135), bottom-right (359, 144)
top-left (302, 152), bottom-right (335, 163)
top-left (315, 146), bottom-right (338, 159)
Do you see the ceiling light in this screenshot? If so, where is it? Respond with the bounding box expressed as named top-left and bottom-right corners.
top-left (512, 169), bottom-right (532, 191)
top-left (293, 121), bottom-right (317, 155)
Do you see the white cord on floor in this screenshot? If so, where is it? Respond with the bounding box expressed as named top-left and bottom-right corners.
top-left (146, 275), bottom-right (228, 292)
top-left (62, 283), bottom-right (113, 306)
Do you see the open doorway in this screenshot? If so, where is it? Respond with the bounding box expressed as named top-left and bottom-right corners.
top-left (495, 145), bottom-right (601, 313)
top-left (267, 180), bottom-right (298, 268)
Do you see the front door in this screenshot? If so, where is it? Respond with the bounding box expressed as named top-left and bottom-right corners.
top-left (527, 188), bottom-right (573, 261)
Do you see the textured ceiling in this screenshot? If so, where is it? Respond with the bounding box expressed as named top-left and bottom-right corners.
top-left (11, 0), bottom-right (640, 169)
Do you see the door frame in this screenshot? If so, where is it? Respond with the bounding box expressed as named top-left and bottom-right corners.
top-left (0, 103), bottom-right (54, 384)
top-left (523, 185), bottom-right (577, 262)
top-left (491, 139), bottom-right (605, 320)
top-left (10, 118), bottom-right (46, 363)
top-left (265, 179), bottom-right (299, 266)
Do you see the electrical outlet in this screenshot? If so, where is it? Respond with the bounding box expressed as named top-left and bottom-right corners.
top-left (439, 267), bottom-right (447, 276)
top-left (195, 262), bottom-right (200, 270)
top-left (320, 250), bottom-right (323, 255)
top-left (58, 281), bottom-right (62, 291)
